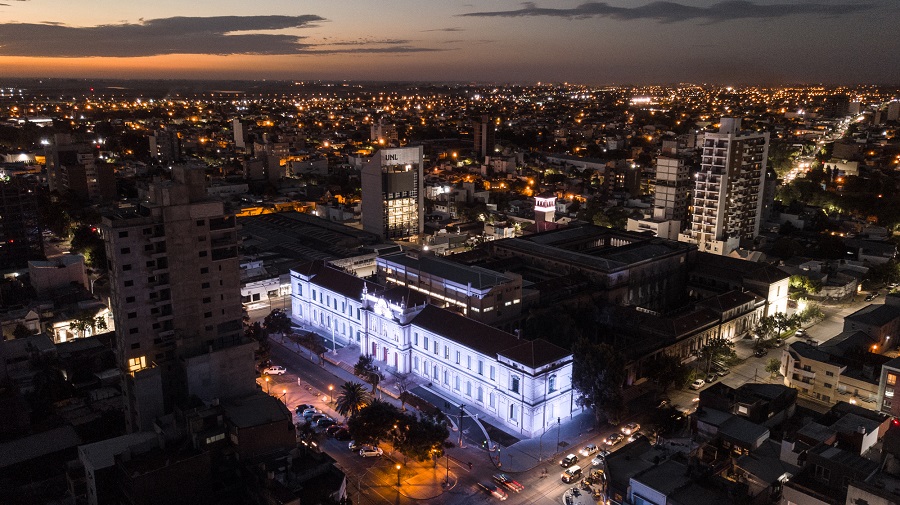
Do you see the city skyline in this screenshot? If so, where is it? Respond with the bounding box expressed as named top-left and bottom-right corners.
top-left (0, 0), bottom-right (897, 85)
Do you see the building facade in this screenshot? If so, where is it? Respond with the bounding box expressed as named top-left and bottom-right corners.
top-left (679, 118), bottom-right (769, 255)
top-left (473, 115), bottom-right (496, 160)
top-left (46, 134), bottom-right (116, 203)
top-left (361, 146), bottom-right (424, 241)
top-left (102, 166), bottom-right (253, 432)
top-left (290, 261), bottom-right (573, 436)
top-left (0, 175), bottom-right (43, 269)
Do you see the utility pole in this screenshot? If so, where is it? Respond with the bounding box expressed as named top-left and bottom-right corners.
top-left (458, 404), bottom-right (466, 447)
top-left (557, 417), bottom-right (561, 453)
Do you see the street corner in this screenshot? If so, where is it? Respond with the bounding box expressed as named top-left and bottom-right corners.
top-left (397, 466), bottom-right (458, 501)
top-left (562, 483), bottom-right (605, 505)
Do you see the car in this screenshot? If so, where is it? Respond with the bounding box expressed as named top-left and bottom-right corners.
top-left (705, 373), bottom-right (718, 383)
top-left (754, 348), bottom-right (768, 357)
top-left (302, 408), bottom-right (319, 419)
top-left (690, 379), bottom-right (705, 390)
top-left (794, 329), bottom-right (808, 338)
top-left (295, 404), bottom-right (315, 414)
top-left (561, 465), bottom-right (583, 483)
top-left (492, 474), bottom-right (525, 492)
top-left (560, 454), bottom-right (578, 468)
top-left (715, 367), bottom-right (731, 377)
top-left (579, 444), bottom-right (599, 457)
top-left (358, 446), bottom-right (383, 457)
top-left (590, 450), bottom-right (610, 467)
top-left (621, 423), bottom-right (640, 435)
top-left (604, 433), bottom-right (624, 446)
top-left (309, 413), bottom-right (328, 424)
top-left (333, 428), bottom-right (351, 441)
top-left (315, 418), bottom-right (337, 430)
top-left (263, 365), bottom-right (286, 375)
top-left (628, 432), bottom-right (648, 443)
top-left (773, 339), bottom-right (786, 348)
top-left (325, 424), bottom-right (345, 437)
top-left (348, 441), bottom-right (362, 451)
top-left (476, 482), bottom-right (508, 501)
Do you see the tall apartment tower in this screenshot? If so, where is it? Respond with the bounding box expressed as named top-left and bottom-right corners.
top-left (652, 156), bottom-right (690, 223)
top-left (232, 118), bottom-right (247, 150)
top-left (473, 115), bottom-right (496, 160)
top-left (102, 166), bottom-right (254, 432)
top-left (0, 174), bottom-right (43, 269)
top-left (46, 134), bottom-right (117, 203)
top-left (361, 146), bottom-right (424, 241)
top-left (678, 118), bottom-right (769, 255)
top-left (149, 128), bottom-right (182, 164)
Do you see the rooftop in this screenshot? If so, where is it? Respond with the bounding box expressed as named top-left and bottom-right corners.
top-left (379, 251), bottom-right (511, 290)
top-left (223, 391), bottom-right (292, 429)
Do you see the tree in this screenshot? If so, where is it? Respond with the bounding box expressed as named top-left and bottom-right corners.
top-left (699, 336), bottom-right (735, 375)
top-left (263, 309), bottom-right (292, 336)
top-left (353, 355), bottom-right (382, 394)
top-left (765, 358), bottom-right (782, 378)
top-left (335, 381), bottom-right (372, 419)
top-left (347, 399), bottom-right (400, 446)
top-left (70, 225), bottom-right (107, 269)
top-left (394, 372), bottom-right (414, 411)
top-left (296, 331), bottom-right (327, 364)
top-left (396, 414), bottom-right (448, 462)
top-left (12, 323), bottom-right (32, 339)
top-left (571, 339), bottom-right (626, 426)
top-left (70, 311), bottom-right (108, 339)
top-left (245, 322), bottom-right (270, 363)
top-left (646, 353), bottom-right (690, 393)
top-left (754, 316), bottom-right (777, 343)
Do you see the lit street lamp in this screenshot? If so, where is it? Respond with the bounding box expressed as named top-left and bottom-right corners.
top-left (280, 389), bottom-right (287, 405)
top-left (396, 464), bottom-right (402, 487)
top-left (265, 376), bottom-right (270, 394)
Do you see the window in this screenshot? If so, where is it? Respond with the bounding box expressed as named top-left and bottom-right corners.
top-left (130, 342), bottom-right (140, 349)
top-left (425, 337), bottom-right (429, 350)
top-left (824, 382), bottom-right (833, 389)
top-left (118, 231), bottom-right (129, 238)
top-left (198, 251), bottom-right (207, 257)
top-left (414, 332), bottom-right (419, 346)
top-left (127, 312), bottom-right (137, 319)
top-left (490, 366), bottom-right (496, 381)
top-left (814, 465), bottom-right (831, 483)
top-left (204, 312), bottom-right (212, 318)
top-left (478, 360), bottom-right (484, 375)
top-left (511, 375), bottom-right (520, 394)
top-left (477, 387), bottom-right (483, 402)
top-left (889, 373), bottom-right (897, 386)
top-left (444, 346), bottom-right (449, 359)
top-left (548, 375), bottom-right (557, 393)
top-left (509, 404), bottom-right (517, 422)
top-left (443, 370), bottom-right (449, 385)
top-left (434, 341), bottom-right (439, 355)
top-left (467, 356), bottom-right (471, 370)
top-left (466, 381), bottom-right (472, 397)
top-left (129, 328), bottom-right (138, 334)
top-left (202, 282), bottom-right (210, 289)
top-left (126, 296), bottom-right (135, 303)
top-left (433, 366), bottom-right (439, 380)
top-left (489, 393), bottom-right (495, 408)
top-left (414, 356), bottom-right (419, 371)
top-left (296, 284), bottom-right (303, 296)
top-left (122, 264), bottom-right (132, 271)
top-left (826, 370), bottom-right (834, 377)
top-left (456, 351), bottom-right (460, 364)
top-left (455, 376), bottom-right (460, 390)
top-left (312, 289), bottom-right (317, 301)
top-left (120, 247), bottom-right (130, 254)
top-left (197, 220), bottom-right (205, 226)
top-left (203, 297), bottom-right (211, 303)
top-left (200, 267), bottom-right (209, 274)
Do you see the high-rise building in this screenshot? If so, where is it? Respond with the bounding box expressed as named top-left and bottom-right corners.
top-left (473, 115), bottom-right (496, 160)
top-left (149, 128), bottom-right (181, 164)
top-left (233, 118), bottom-right (247, 150)
top-left (361, 146), bottom-right (424, 241)
top-left (652, 156), bottom-right (690, 223)
top-left (370, 118), bottom-right (399, 146)
top-left (678, 118), bottom-right (769, 255)
top-left (0, 174), bottom-right (43, 270)
top-left (46, 134), bottom-right (116, 203)
top-left (101, 166), bottom-right (254, 432)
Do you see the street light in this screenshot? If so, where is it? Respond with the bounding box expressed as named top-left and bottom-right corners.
top-left (328, 384), bottom-right (334, 407)
top-left (396, 464), bottom-right (402, 487)
top-left (280, 389), bottom-right (287, 405)
top-left (265, 376), bottom-right (270, 394)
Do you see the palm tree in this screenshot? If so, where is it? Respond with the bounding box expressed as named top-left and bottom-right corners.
top-left (335, 381), bottom-right (372, 419)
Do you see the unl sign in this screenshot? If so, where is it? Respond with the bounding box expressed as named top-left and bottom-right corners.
top-left (383, 153), bottom-right (399, 161)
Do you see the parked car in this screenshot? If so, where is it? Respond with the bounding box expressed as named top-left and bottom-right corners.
top-left (794, 329), bottom-right (808, 338)
top-left (302, 408), bottom-right (319, 419)
top-left (604, 433), bottom-right (624, 446)
top-left (705, 373), bottom-right (718, 383)
top-left (621, 423), bottom-right (640, 435)
top-left (690, 379), bottom-right (705, 390)
top-left (560, 454), bottom-right (579, 468)
top-left (715, 367), bottom-right (730, 377)
top-left (315, 418), bottom-right (337, 430)
top-left (348, 441), bottom-right (362, 451)
top-left (333, 428), bottom-right (351, 441)
top-left (866, 293), bottom-right (880, 302)
top-left (295, 404), bottom-right (315, 414)
top-left (492, 473), bottom-right (525, 492)
top-left (325, 424), bottom-right (345, 437)
top-left (358, 446), bottom-right (383, 457)
top-left (263, 365), bottom-right (286, 375)
top-left (309, 413), bottom-right (328, 424)
top-left (579, 444), bottom-right (599, 457)
top-left (476, 482), bottom-right (508, 501)
top-left (754, 348), bottom-right (768, 357)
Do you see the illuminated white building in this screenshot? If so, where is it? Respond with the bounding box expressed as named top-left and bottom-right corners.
top-left (361, 147), bottom-right (424, 241)
top-left (679, 118), bottom-right (769, 255)
top-left (291, 261), bottom-right (573, 436)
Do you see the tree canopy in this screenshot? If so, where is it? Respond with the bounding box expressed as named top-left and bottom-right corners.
top-left (571, 339), bottom-right (626, 426)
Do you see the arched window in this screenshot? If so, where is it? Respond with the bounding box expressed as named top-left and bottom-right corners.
top-left (548, 375), bottom-right (557, 393)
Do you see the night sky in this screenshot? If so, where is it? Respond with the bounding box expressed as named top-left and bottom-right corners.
top-left (0, 0), bottom-right (896, 84)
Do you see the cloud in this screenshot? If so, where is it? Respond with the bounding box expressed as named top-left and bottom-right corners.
top-left (0, 15), bottom-right (328, 57)
top-left (422, 27), bottom-right (464, 32)
top-left (459, 1), bottom-right (876, 23)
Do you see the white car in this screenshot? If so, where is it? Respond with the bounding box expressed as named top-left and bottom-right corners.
top-left (621, 422), bottom-right (640, 435)
top-left (690, 378), bottom-right (705, 390)
top-left (359, 446), bottom-right (383, 458)
top-left (579, 444), bottom-right (599, 457)
top-left (263, 365), bottom-right (286, 375)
